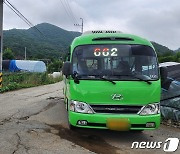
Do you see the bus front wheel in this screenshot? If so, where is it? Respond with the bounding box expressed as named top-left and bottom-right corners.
top-left (69, 123), bottom-right (77, 130)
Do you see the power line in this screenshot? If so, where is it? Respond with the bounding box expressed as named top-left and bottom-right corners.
top-left (64, 0), bottom-right (78, 24)
top-left (59, 0), bottom-right (75, 24)
top-left (5, 0), bottom-right (43, 35)
top-left (59, 0), bottom-right (84, 32)
top-left (4, 2), bottom-right (32, 28)
top-left (59, 0), bottom-right (80, 32)
top-left (5, 0), bottom-right (34, 26)
top-left (4, 0), bottom-right (44, 36)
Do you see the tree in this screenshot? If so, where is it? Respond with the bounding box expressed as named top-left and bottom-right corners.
top-left (3, 48), bottom-right (15, 60)
top-left (174, 52), bottom-right (180, 62)
top-left (47, 60), bottom-right (63, 73)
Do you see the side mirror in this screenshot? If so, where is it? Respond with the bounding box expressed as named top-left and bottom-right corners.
top-left (62, 61), bottom-right (71, 76)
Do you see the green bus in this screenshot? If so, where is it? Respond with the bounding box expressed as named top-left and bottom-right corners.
top-left (62, 30), bottom-right (167, 131)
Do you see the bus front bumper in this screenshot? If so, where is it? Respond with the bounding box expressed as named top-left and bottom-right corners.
top-left (69, 111), bottom-right (161, 130)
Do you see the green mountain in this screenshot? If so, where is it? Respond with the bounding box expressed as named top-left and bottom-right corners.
top-left (3, 23), bottom-right (176, 60)
top-left (3, 23), bottom-right (81, 59)
top-left (174, 48), bottom-right (180, 53)
top-left (151, 42), bottom-right (174, 55)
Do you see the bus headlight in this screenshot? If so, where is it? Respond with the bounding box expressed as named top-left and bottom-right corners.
top-left (138, 103), bottom-right (160, 115)
top-left (69, 101), bottom-right (94, 114)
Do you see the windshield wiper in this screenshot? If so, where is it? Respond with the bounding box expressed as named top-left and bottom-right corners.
top-left (100, 76), bottom-right (116, 85)
top-left (114, 74), bottom-right (152, 85)
top-left (73, 73), bottom-right (116, 85)
top-left (132, 75), bottom-right (152, 85)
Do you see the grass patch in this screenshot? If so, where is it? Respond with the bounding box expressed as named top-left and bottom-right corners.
top-left (0, 72), bottom-right (63, 93)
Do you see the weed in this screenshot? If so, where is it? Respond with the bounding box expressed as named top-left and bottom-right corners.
top-left (0, 72), bottom-right (62, 93)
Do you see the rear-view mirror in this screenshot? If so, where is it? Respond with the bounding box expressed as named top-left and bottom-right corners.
top-left (62, 61), bottom-right (71, 77)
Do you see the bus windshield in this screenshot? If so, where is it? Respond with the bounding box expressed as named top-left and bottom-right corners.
top-left (72, 44), bottom-right (159, 81)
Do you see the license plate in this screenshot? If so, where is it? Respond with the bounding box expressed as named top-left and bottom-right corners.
top-left (106, 118), bottom-right (130, 131)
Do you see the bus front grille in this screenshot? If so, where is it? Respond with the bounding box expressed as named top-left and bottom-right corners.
top-left (90, 105), bottom-right (143, 114)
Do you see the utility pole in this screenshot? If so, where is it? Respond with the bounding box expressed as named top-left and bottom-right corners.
top-left (0, 0), bottom-right (3, 88)
top-left (80, 18), bottom-right (83, 33)
top-left (74, 18), bottom-right (83, 33)
top-left (25, 47), bottom-right (27, 60)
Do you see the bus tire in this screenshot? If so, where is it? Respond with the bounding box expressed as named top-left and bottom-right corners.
top-left (69, 124), bottom-right (77, 130)
top-left (67, 108), bottom-right (77, 131)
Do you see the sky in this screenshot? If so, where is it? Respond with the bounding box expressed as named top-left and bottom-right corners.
top-left (3, 0), bottom-right (180, 50)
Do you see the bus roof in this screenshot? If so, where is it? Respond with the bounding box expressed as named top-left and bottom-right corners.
top-left (71, 31), bottom-right (154, 50)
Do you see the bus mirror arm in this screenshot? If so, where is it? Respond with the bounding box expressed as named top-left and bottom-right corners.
top-left (62, 61), bottom-right (72, 77)
top-left (160, 67), bottom-right (172, 90)
top-left (72, 71), bottom-right (80, 84)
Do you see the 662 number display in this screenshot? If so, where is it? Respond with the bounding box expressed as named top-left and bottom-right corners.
top-left (94, 48), bottom-right (118, 57)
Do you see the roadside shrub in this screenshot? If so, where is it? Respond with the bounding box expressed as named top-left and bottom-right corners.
top-left (0, 72), bottom-right (62, 93)
top-left (47, 60), bottom-right (63, 73)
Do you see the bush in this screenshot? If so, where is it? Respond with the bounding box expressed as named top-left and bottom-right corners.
top-left (3, 48), bottom-right (15, 60)
top-left (158, 51), bottom-right (180, 63)
top-left (47, 60), bottom-right (63, 73)
top-left (0, 72), bottom-right (62, 93)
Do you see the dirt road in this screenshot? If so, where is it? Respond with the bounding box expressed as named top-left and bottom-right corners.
top-left (0, 82), bottom-right (179, 154)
